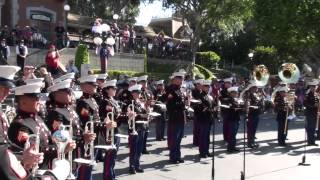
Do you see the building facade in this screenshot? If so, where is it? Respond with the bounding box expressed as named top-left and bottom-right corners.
top-left (2, 0), bottom-right (65, 32)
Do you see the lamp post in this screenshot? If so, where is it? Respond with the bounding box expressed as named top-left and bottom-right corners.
top-left (64, 4), bottom-right (70, 31)
top-left (248, 52), bottom-right (254, 61)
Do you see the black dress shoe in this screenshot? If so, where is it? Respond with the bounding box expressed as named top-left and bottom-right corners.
top-left (200, 154), bottom-right (207, 158)
top-left (207, 153), bottom-right (214, 157)
top-left (307, 143), bottom-right (319, 146)
top-left (129, 167), bottom-right (136, 174)
top-left (169, 160), bottom-right (179, 164)
top-left (135, 167), bottom-right (144, 173)
top-left (161, 138), bottom-right (166, 141)
top-left (142, 150), bottom-right (150, 154)
top-left (177, 159), bottom-right (184, 163)
top-left (227, 148), bottom-right (240, 153)
top-left (278, 143), bottom-right (287, 147)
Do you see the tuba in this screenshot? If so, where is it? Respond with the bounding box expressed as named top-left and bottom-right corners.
top-left (253, 64), bottom-right (270, 87)
top-left (278, 63), bottom-right (300, 84)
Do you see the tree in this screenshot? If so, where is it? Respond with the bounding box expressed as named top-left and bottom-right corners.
top-left (75, 44), bottom-right (90, 71)
top-left (254, 0), bottom-right (320, 62)
top-left (68, 0), bottom-right (142, 24)
top-left (161, 0), bottom-right (253, 67)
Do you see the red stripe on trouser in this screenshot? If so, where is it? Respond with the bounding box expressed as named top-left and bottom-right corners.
top-left (167, 123), bottom-right (175, 149)
top-left (103, 150), bottom-right (112, 180)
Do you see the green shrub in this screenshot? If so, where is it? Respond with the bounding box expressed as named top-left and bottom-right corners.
top-left (75, 44), bottom-right (90, 71)
top-left (92, 69), bottom-right (170, 80)
top-left (196, 51), bottom-right (221, 68)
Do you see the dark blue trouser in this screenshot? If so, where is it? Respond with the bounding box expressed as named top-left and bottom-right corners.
top-left (102, 136), bottom-right (121, 180)
top-left (167, 122), bottom-right (184, 161)
top-left (142, 127), bottom-right (149, 152)
top-left (193, 114), bottom-right (200, 146)
top-left (277, 113), bottom-right (287, 144)
top-left (227, 120), bottom-right (239, 150)
top-left (155, 113), bottom-right (166, 140)
top-left (129, 130), bottom-right (145, 168)
top-left (247, 113), bottom-right (259, 145)
top-left (198, 122), bottom-right (212, 156)
top-left (306, 114), bottom-right (316, 144)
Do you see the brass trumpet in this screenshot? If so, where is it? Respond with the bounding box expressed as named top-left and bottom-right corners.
top-left (128, 100), bottom-right (138, 135)
top-left (24, 127), bottom-right (40, 177)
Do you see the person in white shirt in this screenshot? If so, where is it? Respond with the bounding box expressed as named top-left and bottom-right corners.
top-left (16, 40), bottom-right (28, 70)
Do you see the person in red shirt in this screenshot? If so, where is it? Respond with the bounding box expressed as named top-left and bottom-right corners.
top-left (45, 44), bottom-right (61, 78)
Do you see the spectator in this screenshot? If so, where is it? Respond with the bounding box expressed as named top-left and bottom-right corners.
top-left (66, 60), bottom-right (79, 74)
top-left (122, 25), bottom-right (130, 52)
top-left (16, 66), bottom-right (37, 86)
top-left (0, 25), bottom-right (10, 41)
top-left (129, 25), bottom-right (136, 53)
top-left (39, 67), bottom-right (53, 93)
top-left (32, 29), bottom-right (43, 48)
top-left (55, 21), bottom-right (65, 49)
top-left (12, 25), bottom-right (22, 43)
top-left (0, 39), bottom-right (10, 65)
top-left (45, 44), bottom-right (61, 77)
top-left (165, 38), bottom-right (175, 57)
top-left (16, 40), bottom-right (28, 70)
top-left (23, 26), bottom-right (33, 47)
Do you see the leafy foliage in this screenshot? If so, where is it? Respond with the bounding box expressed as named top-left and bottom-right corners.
top-left (75, 44), bottom-right (90, 70)
top-left (196, 51), bottom-right (220, 68)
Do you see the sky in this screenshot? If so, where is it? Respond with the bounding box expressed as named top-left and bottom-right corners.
top-left (135, 0), bottom-right (173, 26)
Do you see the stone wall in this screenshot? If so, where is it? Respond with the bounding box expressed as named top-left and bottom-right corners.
top-left (7, 47), bottom-right (145, 72)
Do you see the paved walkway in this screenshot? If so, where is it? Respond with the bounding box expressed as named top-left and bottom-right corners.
top-left (92, 113), bottom-right (320, 180)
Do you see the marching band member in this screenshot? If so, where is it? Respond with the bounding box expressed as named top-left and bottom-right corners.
top-left (8, 82), bottom-right (75, 170)
top-left (226, 86), bottom-right (241, 153)
top-left (76, 74), bottom-right (116, 180)
top-left (153, 80), bottom-right (167, 141)
top-left (94, 73), bottom-right (108, 106)
top-left (219, 78), bottom-right (233, 142)
top-left (127, 84), bottom-right (148, 174)
top-left (117, 77), bottom-right (137, 105)
top-left (191, 79), bottom-right (204, 146)
top-left (0, 66), bottom-right (51, 180)
top-left (165, 71), bottom-right (186, 164)
top-left (304, 79), bottom-right (319, 146)
top-left (198, 80), bottom-right (215, 158)
top-left (274, 86), bottom-right (289, 146)
top-left (246, 81), bottom-right (263, 148)
top-left (138, 75), bottom-right (153, 154)
top-left (100, 79), bottom-right (122, 180)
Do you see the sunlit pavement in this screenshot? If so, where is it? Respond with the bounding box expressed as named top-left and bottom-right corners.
top-left (92, 113), bottom-right (320, 180)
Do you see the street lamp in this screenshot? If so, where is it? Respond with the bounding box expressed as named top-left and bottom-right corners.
top-left (248, 52), bottom-right (254, 60)
top-left (64, 4), bottom-right (70, 29)
top-left (113, 14), bottom-right (119, 20)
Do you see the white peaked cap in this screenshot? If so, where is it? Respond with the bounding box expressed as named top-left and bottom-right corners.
top-left (49, 79), bottom-right (72, 92)
top-left (79, 75), bottom-right (98, 83)
top-left (194, 79), bottom-right (204, 84)
top-left (155, 80), bottom-right (164, 85)
top-left (53, 73), bottom-right (75, 84)
top-left (227, 86), bottom-right (239, 93)
top-left (137, 75), bottom-right (148, 82)
top-left (307, 79), bottom-right (319, 86)
top-left (0, 66), bottom-right (20, 80)
top-left (102, 79), bottom-right (117, 88)
top-left (223, 78), bottom-right (233, 83)
top-left (278, 86), bottom-right (288, 92)
top-left (128, 77), bottom-right (138, 82)
top-left (25, 78), bottom-right (44, 85)
top-left (202, 80), bottom-right (212, 86)
top-left (15, 83), bottom-right (42, 95)
top-left (97, 73), bottom-right (108, 80)
top-left (129, 84), bottom-right (142, 92)
top-left (172, 71), bottom-right (186, 78)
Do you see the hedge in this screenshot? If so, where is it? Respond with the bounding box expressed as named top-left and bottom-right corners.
top-left (75, 44), bottom-right (90, 70)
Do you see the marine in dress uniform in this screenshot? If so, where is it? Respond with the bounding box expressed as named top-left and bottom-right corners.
top-left (127, 84), bottom-right (148, 174)
top-left (0, 66), bottom-right (48, 180)
top-left (8, 82), bottom-right (75, 178)
top-left (303, 79), bottom-right (319, 146)
top-left (219, 78), bottom-right (233, 142)
top-left (191, 79), bottom-right (203, 146)
top-left (94, 73), bottom-right (108, 106)
top-left (76, 75), bottom-right (115, 180)
top-left (198, 80), bottom-right (215, 158)
top-left (225, 86), bottom-right (241, 153)
top-left (153, 80), bottom-right (167, 141)
top-left (165, 71), bottom-right (186, 164)
top-left (138, 75), bottom-right (153, 154)
top-left (117, 77), bottom-right (137, 107)
top-left (246, 81), bottom-right (263, 148)
top-left (274, 86), bottom-right (289, 146)
top-left (99, 79), bottom-right (122, 180)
